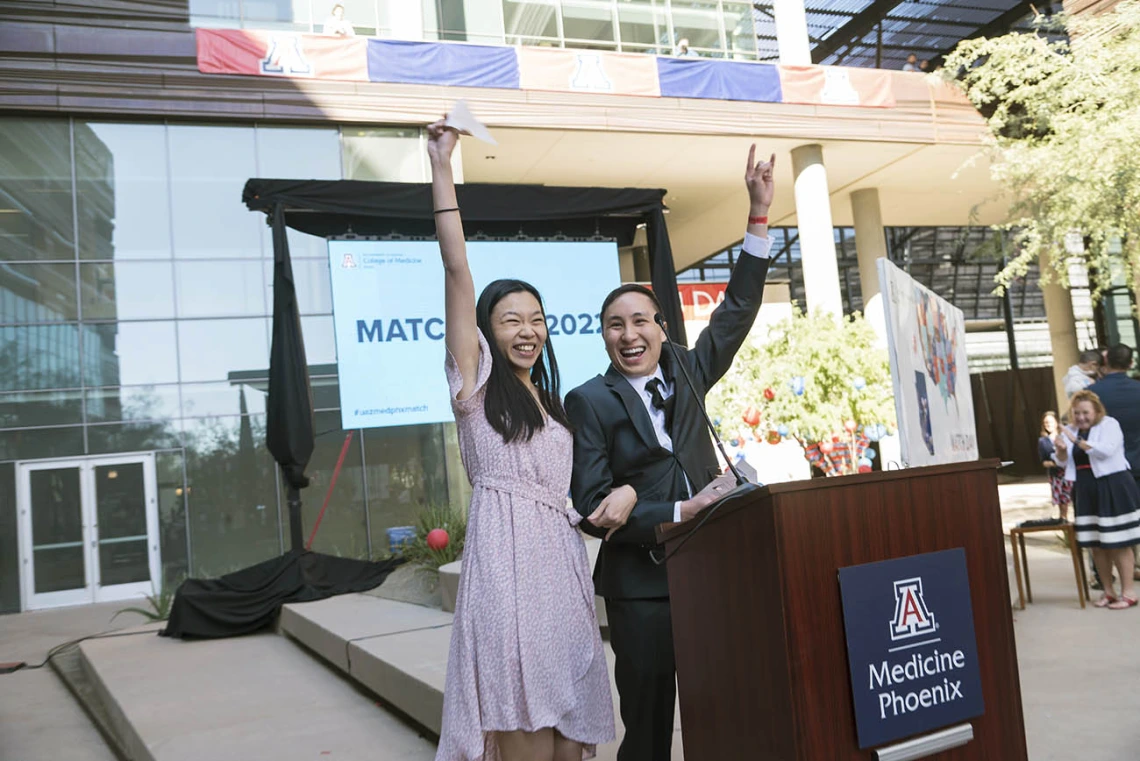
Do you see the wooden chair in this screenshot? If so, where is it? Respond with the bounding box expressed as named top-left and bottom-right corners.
top-left (1008, 522), bottom-right (1089, 610)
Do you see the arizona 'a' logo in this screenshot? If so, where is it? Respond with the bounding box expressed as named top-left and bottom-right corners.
top-left (261, 35), bottom-right (313, 76)
top-left (341, 254), bottom-right (357, 269)
top-left (569, 54), bottom-right (614, 92)
top-left (889, 577), bottom-right (937, 641)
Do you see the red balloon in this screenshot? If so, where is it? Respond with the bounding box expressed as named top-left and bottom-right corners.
top-left (426, 528), bottom-right (450, 551)
top-left (763, 387), bottom-right (775, 401)
top-left (820, 441), bottom-right (834, 454)
top-left (844, 419), bottom-right (858, 433)
top-left (858, 465), bottom-right (873, 474)
top-left (742, 405), bottom-right (761, 428)
top-left (767, 430), bottom-right (781, 445)
top-left (831, 434), bottom-right (841, 443)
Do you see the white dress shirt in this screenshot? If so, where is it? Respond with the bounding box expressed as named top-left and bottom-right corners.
top-left (619, 230), bottom-right (771, 523)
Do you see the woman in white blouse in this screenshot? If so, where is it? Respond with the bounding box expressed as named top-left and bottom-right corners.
top-left (1054, 389), bottom-right (1140, 609)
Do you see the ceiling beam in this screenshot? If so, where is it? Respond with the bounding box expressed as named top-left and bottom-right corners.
top-left (935, 1), bottom-right (1041, 60)
top-left (810, 0), bottom-right (907, 64)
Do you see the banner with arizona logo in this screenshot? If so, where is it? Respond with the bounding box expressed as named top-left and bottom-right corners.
top-left (197, 29), bottom-right (369, 81)
top-left (838, 548), bottom-right (984, 749)
top-left (517, 47), bottom-right (660, 97)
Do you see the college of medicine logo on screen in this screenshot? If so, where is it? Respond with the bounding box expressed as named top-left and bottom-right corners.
top-left (261, 35), bottom-right (313, 76)
top-left (341, 254), bottom-right (357, 269)
top-left (889, 577), bottom-right (937, 641)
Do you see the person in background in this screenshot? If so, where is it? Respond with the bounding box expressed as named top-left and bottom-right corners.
top-left (674, 38), bottom-right (699, 57)
top-left (902, 53), bottom-right (919, 71)
top-left (322, 3), bottom-right (355, 36)
top-left (1088, 343), bottom-right (1140, 578)
top-left (1063, 349), bottom-right (1103, 397)
top-left (1039, 411), bottom-right (1072, 521)
top-left (1053, 390), bottom-right (1140, 609)
top-left (919, 59), bottom-right (931, 73)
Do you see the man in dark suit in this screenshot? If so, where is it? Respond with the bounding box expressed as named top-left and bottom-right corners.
top-left (565, 145), bottom-right (777, 761)
top-left (1088, 343), bottom-right (1140, 575)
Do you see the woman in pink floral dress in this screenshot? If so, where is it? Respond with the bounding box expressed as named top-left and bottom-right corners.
top-left (428, 119), bottom-right (617, 761)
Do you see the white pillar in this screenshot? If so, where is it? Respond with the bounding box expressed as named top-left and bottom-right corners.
top-left (1040, 251), bottom-right (1080, 414)
top-left (773, 0), bottom-right (812, 65)
top-left (791, 144), bottom-right (842, 315)
top-left (851, 188), bottom-right (889, 340)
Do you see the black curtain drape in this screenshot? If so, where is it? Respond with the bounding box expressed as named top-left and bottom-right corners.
top-left (243, 179), bottom-right (688, 345)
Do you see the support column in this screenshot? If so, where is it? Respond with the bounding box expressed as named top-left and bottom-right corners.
top-left (773, 0), bottom-right (812, 65)
top-left (1040, 251), bottom-right (1080, 414)
top-left (851, 188), bottom-right (889, 340)
top-left (791, 144), bottom-right (842, 315)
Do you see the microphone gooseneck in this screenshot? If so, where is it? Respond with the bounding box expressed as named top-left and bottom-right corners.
top-left (654, 313), bottom-right (747, 486)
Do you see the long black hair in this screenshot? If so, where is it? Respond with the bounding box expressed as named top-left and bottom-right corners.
top-left (475, 279), bottom-right (572, 444)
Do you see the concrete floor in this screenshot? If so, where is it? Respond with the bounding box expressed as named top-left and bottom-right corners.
top-left (2, 478), bottom-right (1137, 761)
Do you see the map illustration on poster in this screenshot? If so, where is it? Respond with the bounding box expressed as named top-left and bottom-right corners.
top-left (878, 259), bottom-right (978, 466)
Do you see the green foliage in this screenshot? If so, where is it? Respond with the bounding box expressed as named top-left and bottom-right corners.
top-left (112, 573), bottom-right (184, 623)
top-left (707, 310), bottom-right (896, 473)
top-left (940, 2), bottom-right (1140, 300)
top-left (399, 504), bottom-right (467, 572)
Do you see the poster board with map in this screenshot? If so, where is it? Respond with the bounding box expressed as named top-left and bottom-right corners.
top-left (878, 259), bottom-right (979, 466)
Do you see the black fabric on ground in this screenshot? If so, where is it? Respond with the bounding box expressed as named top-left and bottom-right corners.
top-left (243, 179), bottom-right (688, 345)
top-left (160, 551), bottom-right (403, 639)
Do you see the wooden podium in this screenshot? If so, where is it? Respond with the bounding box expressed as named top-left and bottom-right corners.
top-left (656, 460), bottom-right (1028, 761)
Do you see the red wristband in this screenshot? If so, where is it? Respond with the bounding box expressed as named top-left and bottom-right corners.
top-left (748, 215), bottom-right (768, 225)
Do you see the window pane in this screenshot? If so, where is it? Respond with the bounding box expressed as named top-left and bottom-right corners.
top-left (304, 412), bottom-right (368, 559)
top-left (0, 425), bottom-right (85, 460)
top-left (0, 263), bottom-right (79, 322)
top-left (169, 125), bottom-right (261, 259)
top-left (0, 463), bottom-right (16, 613)
top-left (256, 126), bottom-right (342, 259)
top-left (244, 0), bottom-right (313, 31)
top-left (301, 315), bottom-right (337, 366)
top-left (85, 322), bottom-right (179, 387)
top-left (562, 0), bottom-right (615, 45)
top-left (175, 260), bottom-right (267, 318)
top-left (425, 0), bottom-right (506, 43)
top-left (365, 423), bottom-right (450, 554)
top-left (0, 389), bottom-right (83, 428)
top-left (617, 0), bottom-right (669, 52)
top-left (500, 0), bottom-right (560, 44)
top-left (80, 261), bottom-right (176, 321)
top-left (670, 0), bottom-right (723, 53)
top-left (156, 450), bottom-right (189, 585)
top-left (85, 384), bottom-right (181, 424)
top-left (87, 420), bottom-right (182, 454)
top-left (341, 128), bottom-right (425, 182)
top-left (31, 467), bottom-right (87, 593)
top-left (189, 0), bottom-right (242, 27)
top-left (181, 381), bottom-right (268, 418)
top-left (77, 123), bottom-right (171, 261)
top-left (184, 414), bottom-right (282, 576)
top-left (723, 1), bottom-right (758, 58)
top-left (0, 118), bottom-right (74, 262)
top-left (0, 323), bottom-right (82, 392)
top-left (177, 317), bottom-right (270, 383)
top-left (265, 257), bottom-right (333, 315)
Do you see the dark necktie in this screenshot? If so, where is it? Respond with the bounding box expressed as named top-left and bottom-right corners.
top-left (645, 378), bottom-right (675, 434)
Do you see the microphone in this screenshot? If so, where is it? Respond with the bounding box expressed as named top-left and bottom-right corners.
top-left (654, 312), bottom-right (749, 487)
top-left (649, 312), bottom-right (759, 566)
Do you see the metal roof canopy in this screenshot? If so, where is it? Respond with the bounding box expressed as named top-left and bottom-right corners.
top-left (750, 1), bottom-right (1053, 68)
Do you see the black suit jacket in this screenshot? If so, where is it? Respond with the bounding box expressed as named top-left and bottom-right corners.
top-left (566, 252), bottom-right (771, 599)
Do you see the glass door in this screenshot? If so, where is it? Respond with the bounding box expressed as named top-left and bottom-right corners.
top-left (17, 454), bottom-right (160, 610)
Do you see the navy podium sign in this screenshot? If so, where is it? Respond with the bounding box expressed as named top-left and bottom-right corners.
top-left (838, 548), bottom-right (984, 749)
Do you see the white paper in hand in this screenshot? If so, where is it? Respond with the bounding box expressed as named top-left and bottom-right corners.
top-left (443, 100), bottom-right (497, 145)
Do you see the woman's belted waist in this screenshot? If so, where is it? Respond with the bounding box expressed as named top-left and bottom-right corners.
top-left (472, 475), bottom-right (581, 526)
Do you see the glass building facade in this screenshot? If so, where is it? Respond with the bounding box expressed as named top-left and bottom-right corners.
top-left (189, 0), bottom-right (774, 59)
top-left (0, 117), bottom-right (470, 613)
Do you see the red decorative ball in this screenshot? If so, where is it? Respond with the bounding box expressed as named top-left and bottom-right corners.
top-left (820, 442), bottom-right (834, 454)
top-left (858, 465), bottom-right (873, 474)
top-left (426, 528), bottom-right (450, 551)
top-left (767, 430), bottom-right (781, 445)
top-left (742, 405), bottom-right (761, 428)
top-left (763, 387), bottom-right (776, 401)
top-left (844, 419), bottom-right (858, 433)
top-left (831, 434), bottom-right (841, 443)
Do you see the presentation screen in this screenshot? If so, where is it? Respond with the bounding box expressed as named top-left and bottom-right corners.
top-left (878, 259), bottom-right (979, 466)
top-left (328, 239), bottom-right (621, 429)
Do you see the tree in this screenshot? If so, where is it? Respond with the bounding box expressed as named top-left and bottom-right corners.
top-left (940, 2), bottom-right (1140, 300)
top-left (707, 310), bottom-right (896, 476)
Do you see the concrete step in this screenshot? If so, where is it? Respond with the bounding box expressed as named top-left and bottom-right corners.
top-left (75, 624), bottom-right (437, 761)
